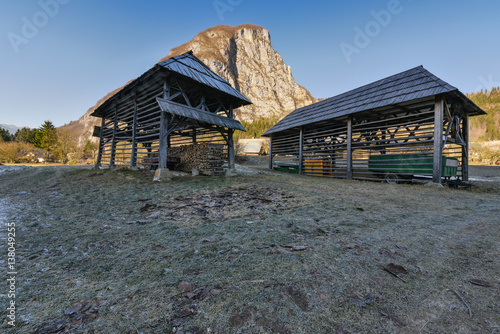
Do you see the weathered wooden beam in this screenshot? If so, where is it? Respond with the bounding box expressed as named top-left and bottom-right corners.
top-left (109, 108), bottom-right (118, 168)
top-left (298, 127), bottom-right (304, 174)
top-left (347, 116), bottom-right (353, 179)
top-left (158, 111), bottom-right (168, 169)
top-left (462, 115), bottom-right (469, 181)
top-left (433, 96), bottom-right (444, 184)
top-left (269, 136), bottom-right (273, 169)
top-left (227, 105), bottom-right (235, 170)
top-left (158, 80), bottom-right (170, 169)
top-left (130, 98), bottom-right (138, 168)
top-left (95, 117), bottom-right (106, 167)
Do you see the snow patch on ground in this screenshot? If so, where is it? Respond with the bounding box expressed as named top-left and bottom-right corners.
top-left (0, 165), bottom-right (31, 174)
top-left (234, 164), bottom-right (276, 175)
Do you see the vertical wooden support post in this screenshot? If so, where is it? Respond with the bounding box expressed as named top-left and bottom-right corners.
top-left (95, 117), bottom-right (105, 168)
top-left (109, 108), bottom-right (118, 169)
top-left (228, 105), bottom-right (235, 170)
top-left (158, 79), bottom-right (169, 170)
top-left (268, 136), bottom-right (273, 170)
top-left (347, 116), bottom-right (353, 180)
top-left (433, 96), bottom-right (444, 184)
top-left (298, 127), bottom-right (304, 174)
top-left (462, 114), bottom-right (469, 181)
top-left (130, 97), bottom-right (138, 168)
top-left (158, 111), bottom-right (168, 169)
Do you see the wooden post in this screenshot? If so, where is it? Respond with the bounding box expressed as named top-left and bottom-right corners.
top-left (268, 136), bottom-right (273, 169)
top-left (109, 108), bottom-right (118, 169)
top-left (130, 98), bottom-right (138, 168)
top-left (347, 116), bottom-right (353, 179)
top-left (462, 114), bottom-right (469, 181)
top-left (158, 112), bottom-right (168, 169)
top-left (433, 96), bottom-right (444, 184)
top-left (95, 117), bottom-right (105, 168)
top-left (158, 80), bottom-right (169, 169)
top-left (299, 127), bottom-right (304, 174)
top-left (228, 105), bottom-right (235, 170)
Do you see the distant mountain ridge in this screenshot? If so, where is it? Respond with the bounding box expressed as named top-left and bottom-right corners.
top-left (0, 124), bottom-right (24, 135)
top-left (63, 24), bottom-right (317, 147)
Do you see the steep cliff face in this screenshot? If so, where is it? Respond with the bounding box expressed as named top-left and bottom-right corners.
top-left (163, 24), bottom-right (316, 121)
top-left (65, 24), bottom-right (316, 146)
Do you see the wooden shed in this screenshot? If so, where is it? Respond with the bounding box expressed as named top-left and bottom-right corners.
top-left (91, 52), bottom-right (251, 175)
top-left (263, 66), bottom-right (486, 184)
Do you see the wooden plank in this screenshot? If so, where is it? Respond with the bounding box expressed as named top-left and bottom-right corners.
top-left (347, 116), bottom-right (353, 179)
top-left (433, 96), bottom-right (444, 183)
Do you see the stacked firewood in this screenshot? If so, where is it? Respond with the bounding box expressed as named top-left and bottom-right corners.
top-left (169, 143), bottom-right (225, 176)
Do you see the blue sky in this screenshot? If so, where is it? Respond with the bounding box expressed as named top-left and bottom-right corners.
top-left (0, 0), bottom-right (499, 129)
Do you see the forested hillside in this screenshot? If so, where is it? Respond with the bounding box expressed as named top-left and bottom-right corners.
top-left (467, 88), bottom-right (500, 141)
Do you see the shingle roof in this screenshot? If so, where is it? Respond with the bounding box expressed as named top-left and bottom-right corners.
top-left (92, 52), bottom-right (251, 118)
top-left (263, 66), bottom-right (483, 136)
top-left (158, 52), bottom-right (252, 105)
top-left (156, 97), bottom-right (245, 131)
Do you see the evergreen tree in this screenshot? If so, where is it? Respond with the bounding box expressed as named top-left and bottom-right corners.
top-left (15, 127), bottom-right (37, 144)
top-left (0, 128), bottom-right (13, 142)
top-left (34, 121), bottom-right (58, 150)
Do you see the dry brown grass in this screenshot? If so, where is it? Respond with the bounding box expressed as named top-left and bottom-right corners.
top-left (0, 164), bottom-right (499, 333)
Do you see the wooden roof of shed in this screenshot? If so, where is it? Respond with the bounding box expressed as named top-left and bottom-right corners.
top-left (263, 66), bottom-right (485, 136)
top-left (158, 52), bottom-right (251, 105)
top-left (157, 97), bottom-right (245, 131)
top-left (92, 51), bottom-right (251, 118)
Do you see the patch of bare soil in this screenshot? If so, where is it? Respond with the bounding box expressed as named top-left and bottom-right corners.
top-left (149, 185), bottom-right (295, 222)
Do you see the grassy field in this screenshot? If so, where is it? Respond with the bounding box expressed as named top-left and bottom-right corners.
top-left (0, 163), bottom-right (499, 333)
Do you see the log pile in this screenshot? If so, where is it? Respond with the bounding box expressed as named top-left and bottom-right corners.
top-left (169, 143), bottom-right (226, 176)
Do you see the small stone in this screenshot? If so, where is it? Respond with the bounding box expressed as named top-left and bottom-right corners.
top-left (210, 289), bottom-right (222, 296)
top-left (178, 281), bottom-right (193, 293)
top-left (148, 211), bottom-right (163, 219)
top-left (153, 168), bottom-right (172, 182)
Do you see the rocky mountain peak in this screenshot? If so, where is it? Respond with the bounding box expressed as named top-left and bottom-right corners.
top-left (64, 24), bottom-right (316, 146)
top-left (163, 24), bottom-right (316, 121)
